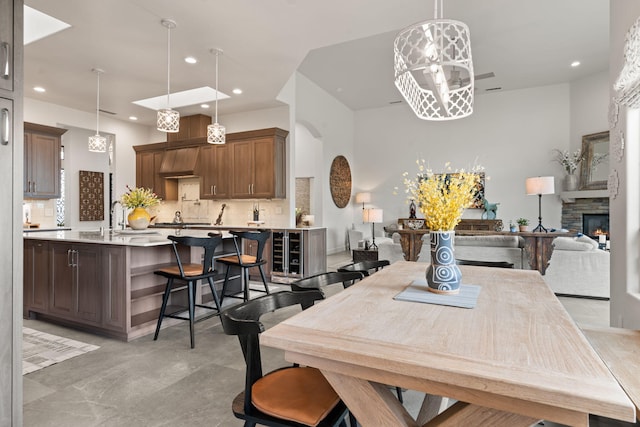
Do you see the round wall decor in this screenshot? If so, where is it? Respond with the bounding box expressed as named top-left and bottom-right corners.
top-left (329, 155), bottom-right (352, 208)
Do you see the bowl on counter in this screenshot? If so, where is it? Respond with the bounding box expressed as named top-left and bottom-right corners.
top-left (405, 219), bottom-right (425, 230)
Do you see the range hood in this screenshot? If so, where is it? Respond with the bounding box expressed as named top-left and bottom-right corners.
top-left (159, 147), bottom-right (200, 178)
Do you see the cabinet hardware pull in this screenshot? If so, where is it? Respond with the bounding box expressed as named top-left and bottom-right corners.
top-left (0, 108), bottom-right (8, 145)
top-left (210, 185), bottom-right (214, 195)
top-left (213, 185), bottom-right (216, 195)
top-left (248, 184), bottom-right (251, 194)
top-left (67, 249), bottom-right (72, 266)
top-left (1, 42), bottom-right (9, 80)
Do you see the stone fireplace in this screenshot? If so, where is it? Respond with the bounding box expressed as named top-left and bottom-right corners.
top-left (561, 197), bottom-right (609, 235)
top-left (582, 213), bottom-right (609, 239)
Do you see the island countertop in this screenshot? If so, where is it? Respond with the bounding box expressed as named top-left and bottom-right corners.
top-left (23, 229), bottom-right (232, 247)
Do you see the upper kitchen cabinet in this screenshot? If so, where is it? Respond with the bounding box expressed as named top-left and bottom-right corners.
top-left (198, 144), bottom-right (229, 199)
top-left (166, 114), bottom-right (211, 144)
top-left (0, 0), bottom-right (14, 93)
top-left (134, 143), bottom-right (178, 201)
top-left (24, 122), bottom-right (66, 199)
top-left (229, 128), bottom-right (288, 199)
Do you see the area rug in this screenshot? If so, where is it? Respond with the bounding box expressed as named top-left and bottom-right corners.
top-left (23, 327), bottom-right (100, 375)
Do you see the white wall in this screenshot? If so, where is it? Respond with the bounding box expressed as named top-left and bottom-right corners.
top-left (609, 1), bottom-right (640, 329)
top-left (294, 73), bottom-right (356, 254)
top-left (353, 84), bottom-right (572, 233)
top-left (295, 123), bottom-right (323, 221)
top-left (570, 71), bottom-right (609, 153)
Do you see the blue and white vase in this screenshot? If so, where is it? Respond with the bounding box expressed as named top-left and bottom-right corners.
top-left (426, 231), bottom-right (462, 294)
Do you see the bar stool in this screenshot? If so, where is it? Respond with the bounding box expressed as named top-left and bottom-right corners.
top-left (215, 230), bottom-right (271, 303)
top-left (153, 234), bottom-right (223, 348)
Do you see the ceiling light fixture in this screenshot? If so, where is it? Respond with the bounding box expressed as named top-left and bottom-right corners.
top-left (157, 19), bottom-right (179, 133)
top-left (207, 48), bottom-right (225, 144)
top-left (33, 86), bottom-right (45, 92)
top-left (88, 68), bottom-right (107, 153)
top-left (394, 0), bottom-right (474, 121)
top-left (184, 56), bottom-right (197, 64)
top-left (232, 88), bottom-right (242, 95)
top-left (571, 61), bottom-right (581, 67)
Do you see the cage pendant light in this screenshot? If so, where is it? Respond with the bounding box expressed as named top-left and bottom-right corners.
top-left (207, 49), bottom-right (226, 144)
top-left (88, 68), bottom-right (107, 152)
top-left (394, 0), bottom-right (474, 121)
top-left (157, 19), bottom-right (179, 133)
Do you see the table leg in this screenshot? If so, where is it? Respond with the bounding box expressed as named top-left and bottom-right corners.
top-left (425, 401), bottom-right (541, 427)
top-left (321, 370), bottom-right (418, 427)
top-left (416, 394), bottom-right (451, 424)
top-left (400, 233), bottom-right (424, 262)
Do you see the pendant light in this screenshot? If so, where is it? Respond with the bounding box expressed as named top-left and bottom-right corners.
top-left (207, 48), bottom-right (226, 144)
top-left (394, 0), bottom-right (474, 121)
top-left (88, 68), bottom-right (107, 152)
top-left (157, 18), bottom-right (179, 133)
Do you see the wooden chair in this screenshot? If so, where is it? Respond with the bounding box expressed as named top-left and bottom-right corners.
top-left (215, 230), bottom-right (271, 303)
top-left (456, 259), bottom-right (514, 269)
top-left (291, 271), bottom-right (365, 308)
top-left (153, 234), bottom-right (224, 349)
top-left (220, 291), bottom-right (352, 427)
top-left (337, 259), bottom-right (391, 276)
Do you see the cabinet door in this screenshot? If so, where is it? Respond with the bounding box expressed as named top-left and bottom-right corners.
top-left (101, 246), bottom-right (127, 331)
top-left (75, 243), bottom-right (101, 324)
top-left (199, 144), bottom-right (229, 199)
top-left (0, 0), bottom-right (12, 93)
top-left (136, 149), bottom-right (177, 200)
top-left (29, 132), bottom-right (60, 197)
top-left (23, 240), bottom-right (49, 313)
top-left (252, 138), bottom-right (276, 198)
top-left (49, 242), bottom-right (74, 317)
top-left (230, 140), bottom-right (254, 198)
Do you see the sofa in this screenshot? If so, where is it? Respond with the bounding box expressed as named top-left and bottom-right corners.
top-left (543, 235), bottom-right (610, 299)
top-left (378, 233), bottom-right (526, 268)
top-left (378, 233), bottom-right (610, 299)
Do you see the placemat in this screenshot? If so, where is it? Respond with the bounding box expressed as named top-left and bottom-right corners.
top-left (394, 279), bottom-right (481, 309)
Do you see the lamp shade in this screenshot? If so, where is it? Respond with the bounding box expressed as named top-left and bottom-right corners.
top-left (363, 208), bottom-right (383, 223)
top-left (355, 192), bottom-right (371, 204)
top-left (525, 176), bottom-right (555, 195)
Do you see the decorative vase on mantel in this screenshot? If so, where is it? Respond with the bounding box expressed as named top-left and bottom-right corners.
top-left (127, 207), bottom-right (151, 230)
top-left (563, 173), bottom-right (579, 191)
top-left (426, 231), bottom-right (462, 294)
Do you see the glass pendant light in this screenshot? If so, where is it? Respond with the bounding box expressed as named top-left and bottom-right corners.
top-left (88, 68), bottom-right (107, 152)
top-left (157, 19), bottom-right (179, 133)
top-left (207, 48), bottom-right (225, 144)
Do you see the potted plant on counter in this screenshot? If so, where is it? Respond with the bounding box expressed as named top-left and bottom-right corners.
top-left (120, 186), bottom-right (161, 230)
top-left (517, 218), bottom-right (529, 232)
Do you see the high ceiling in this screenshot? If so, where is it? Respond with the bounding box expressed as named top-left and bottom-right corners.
top-left (24, 0), bottom-right (609, 127)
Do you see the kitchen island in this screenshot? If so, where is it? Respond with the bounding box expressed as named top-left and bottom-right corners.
top-left (24, 230), bottom-right (241, 341)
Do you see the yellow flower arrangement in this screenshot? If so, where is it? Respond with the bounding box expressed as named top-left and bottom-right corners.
top-left (120, 185), bottom-right (161, 209)
top-left (403, 160), bottom-right (483, 231)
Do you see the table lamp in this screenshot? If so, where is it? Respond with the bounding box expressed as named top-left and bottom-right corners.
top-left (363, 208), bottom-right (383, 250)
top-left (525, 176), bottom-right (555, 233)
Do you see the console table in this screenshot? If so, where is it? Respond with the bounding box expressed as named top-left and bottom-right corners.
top-left (396, 229), bottom-right (564, 275)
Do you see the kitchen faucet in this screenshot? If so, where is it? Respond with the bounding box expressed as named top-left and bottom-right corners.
top-left (110, 201), bottom-right (126, 230)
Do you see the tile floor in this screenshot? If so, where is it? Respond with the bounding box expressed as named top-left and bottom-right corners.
top-left (22, 253), bottom-right (635, 426)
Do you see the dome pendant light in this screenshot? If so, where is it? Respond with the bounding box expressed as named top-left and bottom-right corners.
top-left (394, 0), bottom-right (474, 121)
top-left (88, 68), bottom-right (107, 153)
top-left (157, 19), bottom-right (179, 133)
top-left (207, 48), bottom-right (226, 144)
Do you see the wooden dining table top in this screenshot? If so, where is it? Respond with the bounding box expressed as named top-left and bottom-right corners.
top-left (261, 261), bottom-right (635, 425)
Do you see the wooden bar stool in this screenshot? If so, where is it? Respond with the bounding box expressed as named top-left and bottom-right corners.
top-left (215, 230), bottom-right (271, 303)
top-left (153, 234), bottom-right (223, 348)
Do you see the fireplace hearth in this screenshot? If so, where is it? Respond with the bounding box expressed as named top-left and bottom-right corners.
top-left (582, 214), bottom-right (609, 239)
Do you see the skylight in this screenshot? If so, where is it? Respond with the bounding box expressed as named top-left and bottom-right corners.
top-left (24, 5), bottom-right (71, 45)
top-left (132, 86), bottom-right (230, 110)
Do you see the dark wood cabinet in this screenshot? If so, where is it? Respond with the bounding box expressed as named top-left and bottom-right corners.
top-left (166, 114), bottom-right (211, 143)
top-left (101, 246), bottom-right (127, 331)
top-left (23, 239), bottom-right (49, 314)
top-left (134, 144), bottom-right (177, 201)
top-left (199, 144), bottom-right (230, 199)
top-left (49, 242), bottom-right (102, 325)
top-left (229, 131), bottom-right (286, 199)
top-left (24, 122), bottom-right (66, 199)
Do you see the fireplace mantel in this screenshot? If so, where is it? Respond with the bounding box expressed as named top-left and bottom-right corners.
top-left (560, 190), bottom-right (608, 203)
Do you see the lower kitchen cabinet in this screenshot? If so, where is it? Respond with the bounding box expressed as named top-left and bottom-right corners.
top-left (24, 240), bottom-right (49, 313)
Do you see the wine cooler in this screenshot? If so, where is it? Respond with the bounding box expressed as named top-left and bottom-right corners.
top-left (271, 230), bottom-right (303, 283)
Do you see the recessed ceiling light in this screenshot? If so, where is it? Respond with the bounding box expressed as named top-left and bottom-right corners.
top-left (129, 116), bottom-right (138, 121)
top-left (571, 61), bottom-right (581, 67)
top-left (232, 88), bottom-right (243, 95)
top-left (200, 104), bottom-right (210, 109)
top-left (184, 56), bottom-right (197, 64)
top-left (33, 86), bottom-right (45, 93)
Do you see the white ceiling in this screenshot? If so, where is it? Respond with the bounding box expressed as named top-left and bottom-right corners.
top-left (24, 0), bottom-right (609, 127)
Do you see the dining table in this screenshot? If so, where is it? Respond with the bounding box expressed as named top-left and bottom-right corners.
top-left (261, 261), bottom-right (636, 426)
